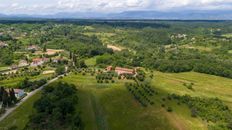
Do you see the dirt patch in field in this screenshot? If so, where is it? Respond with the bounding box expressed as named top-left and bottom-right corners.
top-left (42, 70), bottom-right (55, 74)
top-left (107, 45), bottom-right (123, 51)
top-left (35, 49), bottom-right (64, 55)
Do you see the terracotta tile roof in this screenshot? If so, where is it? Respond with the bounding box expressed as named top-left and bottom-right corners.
top-left (115, 67), bottom-right (134, 72)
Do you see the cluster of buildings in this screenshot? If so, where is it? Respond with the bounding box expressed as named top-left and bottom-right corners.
top-left (10, 60), bottom-right (29, 70)
top-left (27, 45), bottom-right (40, 51)
top-left (31, 58), bottom-right (49, 67)
top-left (171, 34), bottom-right (187, 39)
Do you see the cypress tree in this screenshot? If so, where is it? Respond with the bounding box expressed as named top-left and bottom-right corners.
top-left (0, 87), bottom-right (4, 102)
top-left (2, 89), bottom-right (9, 108)
top-left (10, 89), bottom-right (17, 104)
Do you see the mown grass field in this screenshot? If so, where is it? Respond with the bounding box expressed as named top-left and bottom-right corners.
top-left (60, 73), bottom-right (175, 130)
top-left (85, 56), bottom-right (97, 67)
top-left (0, 66), bottom-right (9, 71)
top-left (1, 71), bottom-right (232, 130)
top-left (153, 71), bottom-right (232, 108)
top-left (223, 33), bottom-right (232, 38)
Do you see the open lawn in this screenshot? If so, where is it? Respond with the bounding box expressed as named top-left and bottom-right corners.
top-left (223, 33), bottom-right (232, 38)
top-left (152, 71), bottom-right (232, 108)
top-left (85, 57), bottom-right (97, 67)
top-left (0, 92), bottom-right (41, 130)
top-left (0, 66), bottom-right (9, 71)
top-left (83, 32), bottom-right (116, 45)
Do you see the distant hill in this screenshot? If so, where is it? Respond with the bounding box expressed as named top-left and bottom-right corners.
top-left (1, 10), bottom-right (232, 20)
top-left (108, 10), bottom-right (232, 20)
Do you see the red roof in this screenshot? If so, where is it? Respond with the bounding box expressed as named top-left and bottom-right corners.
top-left (32, 58), bottom-right (49, 62)
top-left (115, 67), bottom-right (134, 72)
top-left (106, 66), bottom-right (113, 71)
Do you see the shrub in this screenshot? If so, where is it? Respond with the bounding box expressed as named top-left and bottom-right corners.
top-left (191, 108), bottom-right (197, 117)
top-left (105, 80), bottom-right (109, 83)
top-left (167, 107), bottom-right (173, 112)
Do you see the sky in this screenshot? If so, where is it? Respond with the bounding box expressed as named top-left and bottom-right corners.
top-left (0, 0), bottom-right (232, 14)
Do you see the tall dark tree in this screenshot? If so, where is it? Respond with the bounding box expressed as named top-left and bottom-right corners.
top-left (2, 89), bottom-right (9, 108)
top-left (43, 44), bottom-right (47, 52)
top-left (0, 87), bottom-right (4, 102)
top-left (9, 88), bottom-right (17, 103)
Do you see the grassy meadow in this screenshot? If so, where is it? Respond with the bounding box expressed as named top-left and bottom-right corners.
top-left (153, 71), bottom-right (232, 108)
top-left (60, 73), bottom-right (175, 130)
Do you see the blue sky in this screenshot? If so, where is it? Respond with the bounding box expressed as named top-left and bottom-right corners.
top-left (0, 0), bottom-right (232, 14)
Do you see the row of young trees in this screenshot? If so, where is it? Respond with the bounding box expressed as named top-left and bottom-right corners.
top-left (126, 82), bottom-right (155, 107)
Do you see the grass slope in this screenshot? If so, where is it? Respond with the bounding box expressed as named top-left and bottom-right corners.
top-left (61, 73), bottom-right (176, 130)
top-left (153, 71), bottom-right (232, 108)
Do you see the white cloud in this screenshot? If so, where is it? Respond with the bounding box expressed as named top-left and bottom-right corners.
top-left (0, 0), bottom-right (231, 14)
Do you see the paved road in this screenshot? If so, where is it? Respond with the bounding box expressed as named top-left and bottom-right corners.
top-left (0, 75), bottom-right (64, 122)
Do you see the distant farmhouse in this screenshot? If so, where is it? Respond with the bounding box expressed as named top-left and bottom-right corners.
top-left (45, 49), bottom-right (64, 56)
top-left (18, 60), bottom-right (29, 67)
top-left (28, 45), bottom-right (39, 51)
top-left (52, 57), bottom-right (67, 63)
top-left (31, 58), bottom-right (49, 67)
top-left (10, 64), bottom-right (18, 70)
top-left (106, 66), bottom-right (136, 75)
top-left (115, 67), bottom-right (135, 75)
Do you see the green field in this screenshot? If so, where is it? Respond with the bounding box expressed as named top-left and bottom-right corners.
top-left (0, 66), bottom-right (9, 71)
top-left (60, 73), bottom-right (175, 130)
top-left (153, 71), bottom-right (232, 108)
top-left (223, 33), bottom-right (232, 38)
top-left (85, 56), bottom-right (97, 67)
top-left (1, 71), bottom-right (232, 130)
